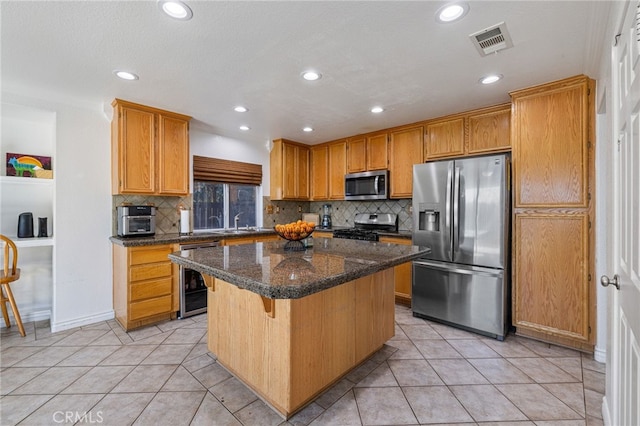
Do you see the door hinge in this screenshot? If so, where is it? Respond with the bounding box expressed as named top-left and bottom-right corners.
top-left (588, 325), bottom-right (592, 335)
top-left (587, 88), bottom-right (591, 96)
top-left (588, 192), bottom-right (591, 201)
top-left (588, 221), bottom-right (592, 229)
top-left (588, 273), bottom-right (592, 281)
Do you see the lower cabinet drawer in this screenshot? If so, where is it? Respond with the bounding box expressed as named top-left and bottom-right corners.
top-left (130, 295), bottom-right (173, 320)
top-left (130, 262), bottom-right (172, 282)
top-left (130, 277), bottom-right (172, 302)
top-left (130, 246), bottom-right (173, 265)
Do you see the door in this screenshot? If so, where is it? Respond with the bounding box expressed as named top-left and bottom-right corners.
top-left (412, 160), bottom-right (453, 262)
top-left (607, 2), bottom-right (640, 425)
top-left (412, 260), bottom-right (506, 339)
top-left (453, 155), bottom-right (508, 268)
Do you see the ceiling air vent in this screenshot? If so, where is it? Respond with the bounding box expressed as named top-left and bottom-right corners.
top-left (469, 22), bottom-right (513, 56)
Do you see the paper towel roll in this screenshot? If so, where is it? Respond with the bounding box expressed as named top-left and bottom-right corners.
top-left (180, 210), bottom-right (190, 234)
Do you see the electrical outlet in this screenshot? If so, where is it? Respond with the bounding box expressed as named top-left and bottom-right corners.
top-left (409, 205), bottom-right (413, 213)
top-left (266, 205), bottom-right (274, 214)
top-left (297, 205), bottom-right (302, 213)
top-left (276, 206), bottom-right (280, 214)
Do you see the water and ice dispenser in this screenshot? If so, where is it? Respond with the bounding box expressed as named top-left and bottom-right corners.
top-left (417, 205), bottom-right (440, 232)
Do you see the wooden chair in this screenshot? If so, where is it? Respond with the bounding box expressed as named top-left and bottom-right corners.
top-left (0, 235), bottom-right (25, 336)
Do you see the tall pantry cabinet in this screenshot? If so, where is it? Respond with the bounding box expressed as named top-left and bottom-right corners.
top-left (510, 75), bottom-right (595, 351)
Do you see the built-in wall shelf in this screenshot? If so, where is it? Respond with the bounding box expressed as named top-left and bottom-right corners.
top-left (0, 176), bottom-right (54, 186)
top-left (10, 237), bottom-right (55, 248)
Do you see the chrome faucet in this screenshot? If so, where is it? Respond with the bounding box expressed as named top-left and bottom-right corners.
top-left (234, 212), bottom-right (243, 230)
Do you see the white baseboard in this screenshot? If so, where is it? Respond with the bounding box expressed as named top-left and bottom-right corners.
top-left (602, 394), bottom-right (612, 426)
top-left (0, 309), bottom-right (51, 329)
top-left (594, 345), bottom-right (607, 363)
top-left (51, 310), bottom-right (115, 333)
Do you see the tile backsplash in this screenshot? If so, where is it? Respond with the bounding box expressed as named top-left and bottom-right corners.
top-left (113, 195), bottom-right (413, 235)
top-left (112, 195), bottom-right (191, 235)
top-left (264, 197), bottom-right (413, 231)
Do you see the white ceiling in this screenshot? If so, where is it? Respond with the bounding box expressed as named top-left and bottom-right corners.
top-left (1, 1), bottom-right (612, 146)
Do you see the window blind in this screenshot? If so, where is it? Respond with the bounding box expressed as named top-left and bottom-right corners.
top-left (192, 156), bottom-right (262, 186)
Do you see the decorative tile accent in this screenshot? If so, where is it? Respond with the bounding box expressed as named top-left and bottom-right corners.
top-left (264, 198), bottom-right (413, 231)
top-left (112, 194), bottom-right (191, 235)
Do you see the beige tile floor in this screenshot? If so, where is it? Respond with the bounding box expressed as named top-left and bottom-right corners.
top-left (0, 304), bottom-right (606, 426)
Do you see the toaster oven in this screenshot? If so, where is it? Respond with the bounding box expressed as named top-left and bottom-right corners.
top-left (117, 205), bottom-right (156, 237)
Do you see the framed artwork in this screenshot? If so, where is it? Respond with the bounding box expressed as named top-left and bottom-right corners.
top-left (6, 153), bottom-right (53, 178)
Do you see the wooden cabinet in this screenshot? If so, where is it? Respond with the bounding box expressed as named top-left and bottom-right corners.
top-left (111, 99), bottom-right (190, 196)
top-left (510, 75), bottom-right (595, 350)
top-left (313, 231), bottom-right (333, 239)
top-left (270, 139), bottom-right (310, 200)
top-left (424, 118), bottom-right (465, 160)
top-left (328, 140), bottom-right (347, 199)
top-left (424, 104), bottom-right (510, 160)
top-left (222, 234), bottom-right (280, 246)
top-left (310, 140), bottom-right (346, 200)
top-left (378, 236), bottom-right (412, 306)
top-left (467, 106), bottom-right (511, 155)
top-left (389, 126), bottom-right (424, 198)
top-left (310, 145), bottom-right (329, 200)
top-left (113, 243), bottom-right (178, 331)
top-left (347, 133), bottom-right (388, 173)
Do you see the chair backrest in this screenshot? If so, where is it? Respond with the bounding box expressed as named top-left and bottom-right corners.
top-left (0, 234), bottom-right (19, 278)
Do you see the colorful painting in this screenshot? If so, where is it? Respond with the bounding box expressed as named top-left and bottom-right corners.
top-left (6, 153), bottom-right (53, 178)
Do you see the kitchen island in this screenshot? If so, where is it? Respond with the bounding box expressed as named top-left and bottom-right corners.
top-left (169, 237), bottom-right (428, 418)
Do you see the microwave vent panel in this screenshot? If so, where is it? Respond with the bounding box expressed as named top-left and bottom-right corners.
top-left (469, 22), bottom-right (514, 56)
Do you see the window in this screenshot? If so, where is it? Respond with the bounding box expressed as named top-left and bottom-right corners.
top-left (193, 182), bottom-right (257, 230)
top-left (191, 156), bottom-right (262, 231)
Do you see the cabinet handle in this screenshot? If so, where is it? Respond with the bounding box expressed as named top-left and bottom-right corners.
top-left (600, 274), bottom-right (620, 290)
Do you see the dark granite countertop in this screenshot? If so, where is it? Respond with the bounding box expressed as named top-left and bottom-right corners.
top-left (109, 229), bottom-right (276, 247)
top-left (110, 228), bottom-right (412, 247)
top-left (168, 237), bottom-right (429, 299)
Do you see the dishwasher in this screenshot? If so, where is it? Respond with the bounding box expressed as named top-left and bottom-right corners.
top-left (178, 241), bottom-right (218, 318)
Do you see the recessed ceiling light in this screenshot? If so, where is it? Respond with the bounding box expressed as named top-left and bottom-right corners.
top-left (301, 71), bottom-right (322, 81)
top-left (239, 125), bottom-right (250, 131)
top-left (479, 74), bottom-right (503, 84)
top-left (371, 106), bottom-right (384, 113)
top-left (436, 2), bottom-right (469, 23)
top-left (234, 106), bottom-right (248, 112)
top-left (158, 0), bottom-right (193, 20)
top-left (113, 70), bottom-right (139, 81)
top-left (303, 127), bottom-right (314, 132)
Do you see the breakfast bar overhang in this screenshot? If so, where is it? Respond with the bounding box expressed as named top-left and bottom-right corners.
top-left (169, 238), bottom-right (429, 419)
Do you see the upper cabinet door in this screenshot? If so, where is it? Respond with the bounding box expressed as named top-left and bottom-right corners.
top-left (117, 105), bottom-right (156, 194)
top-left (329, 140), bottom-right (347, 199)
top-left (424, 118), bottom-right (465, 160)
top-left (347, 137), bottom-right (366, 173)
top-left (311, 145), bottom-right (329, 200)
top-left (157, 115), bottom-right (190, 195)
top-left (511, 77), bottom-right (590, 208)
top-left (389, 126), bottom-right (424, 198)
top-left (366, 133), bottom-right (388, 171)
top-left (467, 107), bottom-right (511, 155)
top-left (112, 99), bottom-right (191, 196)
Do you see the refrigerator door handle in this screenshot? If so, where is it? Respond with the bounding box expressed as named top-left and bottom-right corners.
top-left (413, 259), bottom-right (503, 278)
top-left (445, 164), bottom-right (453, 258)
top-left (453, 166), bottom-right (461, 253)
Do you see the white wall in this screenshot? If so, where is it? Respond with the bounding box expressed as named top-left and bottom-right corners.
top-left (2, 92), bottom-right (114, 332)
top-left (189, 125), bottom-right (271, 224)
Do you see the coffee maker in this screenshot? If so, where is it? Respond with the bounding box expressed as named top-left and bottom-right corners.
top-left (321, 204), bottom-right (332, 229)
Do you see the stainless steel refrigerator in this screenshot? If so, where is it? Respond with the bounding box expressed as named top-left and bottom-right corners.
top-left (412, 154), bottom-right (510, 339)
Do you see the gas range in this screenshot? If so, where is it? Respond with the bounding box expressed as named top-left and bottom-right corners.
top-left (332, 213), bottom-right (398, 242)
top-left (333, 228), bottom-right (380, 241)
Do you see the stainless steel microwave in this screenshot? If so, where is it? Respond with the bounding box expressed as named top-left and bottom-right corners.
top-left (345, 170), bottom-right (388, 201)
